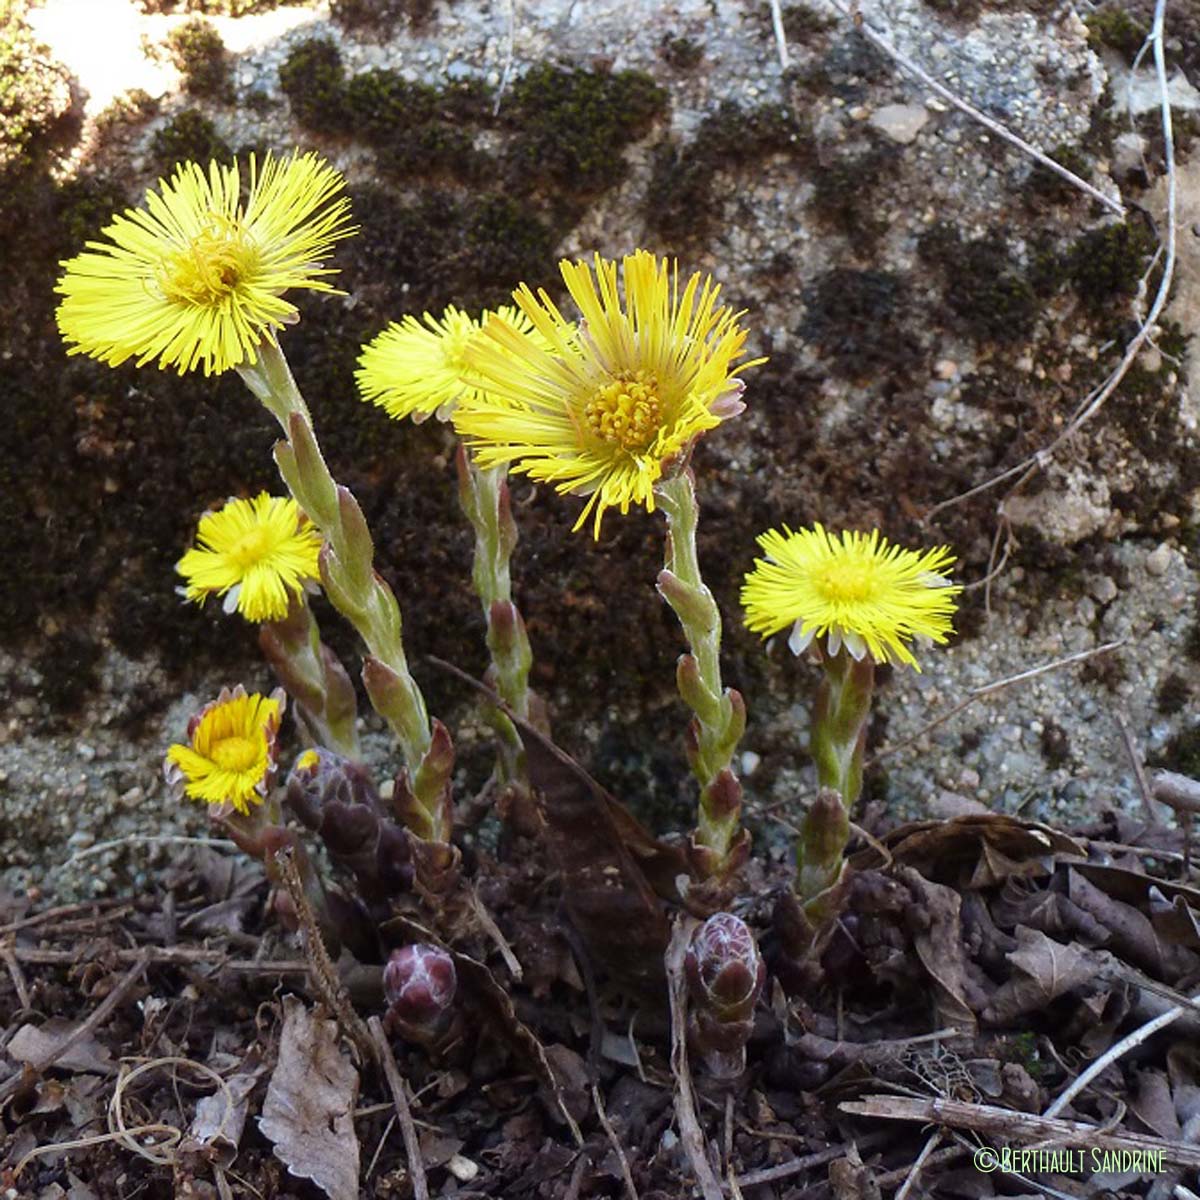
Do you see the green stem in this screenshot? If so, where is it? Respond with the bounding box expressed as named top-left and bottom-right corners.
top-left (238, 338), bottom-right (450, 843)
top-left (810, 649), bottom-right (874, 808)
top-left (797, 649), bottom-right (875, 907)
top-left (654, 469), bottom-right (747, 877)
top-left (259, 595), bottom-right (360, 760)
top-left (457, 451), bottom-right (532, 719)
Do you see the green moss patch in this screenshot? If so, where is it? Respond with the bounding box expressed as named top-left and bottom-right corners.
top-left (505, 63), bottom-right (666, 195)
top-left (150, 109), bottom-right (233, 173)
top-left (167, 18), bottom-right (233, 101)
top-left (1066, 219), bottom-right (1158, 317)
top-left (918, 225), bottom-right (1038, 343)
top-left (800, 268), bottom-right (918, 379)
top-left (0, 0), bottom-right (77, 174)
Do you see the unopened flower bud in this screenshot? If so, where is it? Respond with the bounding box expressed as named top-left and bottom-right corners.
top-left (685, 913), bottom-right (765, 1079)
top-left (285, 748), bottom-right (413, 902)
top-left (286, 747), bottom-right (380, 829)
top-left (383, 944), bottom-right (458, 1046)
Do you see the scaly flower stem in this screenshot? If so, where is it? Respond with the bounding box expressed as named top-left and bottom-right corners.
top-left (798, 649), bottom-right (875, 906)
top-left (654, 469), bottom-right (747, 880)
top-left (456, 450), bottom-right (532, 719)
top-left (259, 595), bottom-right (361, 760)
top-left (239, 338), bottom-right (451, 845)
top-left (455, 448), bottom-right (535, 797)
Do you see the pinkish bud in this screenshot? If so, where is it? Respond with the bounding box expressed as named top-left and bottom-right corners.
top-left (685, 913), bottom-right (765, 1080)
top-left (383, 944), bottom-right (458, 1041)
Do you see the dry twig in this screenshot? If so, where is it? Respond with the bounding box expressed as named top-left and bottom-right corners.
top-left (272, 846), bottom-right (373, 1062)
top-left (824, 0), bottom-right (1124, 217)
top-left (843, 1094), bottom-right (1200, 1168)
top-left (666, 917), bottom-right (724, 1200)
top-left (1044, 985), bottom-right (1200, 1119)
top-left (594, 1083), bottom-right (640, 1200)
top-left (368, 1016), bottom-right (429, 1200)
top-left (0, 949), bottom-right (150, 1104)
top-left (926, 0), bottom-right (1178, 525)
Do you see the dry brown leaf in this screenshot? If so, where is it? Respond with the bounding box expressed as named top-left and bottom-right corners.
top-left (187, 1067), bottom-right (264, 1167)
top-left (982, 926), bottom-right (1107, 1024)
top-left (258, 996), bottom-right (359, 1200)
top-left (1067, 867), bottom-right (1188, 978)
top-left (899, 866), bottom-right (979, 1033)
top-left (851, 814), bottom-right (1084, 887)
top-left (6, 1020), bottom-right (114, 1075)
top-left (1131, 1069), bottom-right (1182, 1140)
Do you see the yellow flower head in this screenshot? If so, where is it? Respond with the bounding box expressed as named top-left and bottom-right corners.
top-left (355, 305), bottom-right (539, 423)
top-left (164, 685), bottom-right (285, 814)
top-left (177, 492), bottom-right (323, 623)
top-left (741, 524), bottom-right (962, 670)
top-left (55, 151), bottom-right (354, 376)
top-left (452, 249), bottom-right (761, 537)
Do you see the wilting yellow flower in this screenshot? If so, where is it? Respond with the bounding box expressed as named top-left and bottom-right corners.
top-left (356, 305), bottom-right (539, 423)
top-left (55, 152), bottom-right (353, 376)
top-left (453, 249), bottom-right (760, 536)
top-left (164, 686), bottom-right (285, 813)
top-left (177, 493), bottom-right (322, 623)
top-left (741, 525), bottom-right (961, 669)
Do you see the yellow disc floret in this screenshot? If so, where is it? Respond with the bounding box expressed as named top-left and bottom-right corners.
top-left (585, 371), bottom-right (663, 451)
top-left (453, 249), bottom-right (763, 537)
top-left (55, 151), bottom-right (354, 376)
top-left (177, 492), bottom-right (323, 623)
top-left (741, 524), bottom-right (962, 669)
top-left (165, 686), bottom-right (284, 813)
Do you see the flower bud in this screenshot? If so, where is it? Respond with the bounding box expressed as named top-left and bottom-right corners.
top-left (685, 912), bottom-right (765, 1079)
top-left (285, 749), bottom-right (413, 902)
top-left (383, 944), bottom-right (458, 1045)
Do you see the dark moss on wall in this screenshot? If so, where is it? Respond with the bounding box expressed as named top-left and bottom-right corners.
top-left (505, 63), bottom-right (666, 195)
top-left (800, 268), bottom-right (918, 380)
top-left (278, 36), bottom-right (347, 135)
top-left (658, 34), bottom-right (704, 71)
top-left (1156, 671), bottom-right (1192, 715)
top-left (344, 70), bottom-right (493, 181)
top-left (918, 225), bottom-right (1039, 343)
top-left (330, 0), bottom-right (435, 29)
top-left (1026, 143), bottom-right (1094, 207)
top-left (779, 4), bottom-right (837, 39)
top-left (1067, 219), bottom-right (1158, 317)
top-left (1085, 5), bottom-right (1148, 63)
top-left (150, 109), bottom-right (233, 173)
top-left (167, 18), bottom-right (233, 101)
top-left (0, 0), bottom-right (77, 174)
top-left (1153, 724), bottom-right (1200, 778)
top-left (807, 143), bottom-right (895, 243)
top-left (646, 101), bottom-right (813, 246)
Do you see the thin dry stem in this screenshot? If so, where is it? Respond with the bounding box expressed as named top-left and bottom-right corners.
top-left (368, 1016), bottom-right (430, 1200)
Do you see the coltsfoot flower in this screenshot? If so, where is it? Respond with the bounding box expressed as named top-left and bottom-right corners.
top-left (741, 524), bottom-right (961, 669)
top-left (55, 152), bottom-right (353, 376)
top-left (177, 492), bottom-right (323, 623)
top-left (453, 249), bottom-right (760, 536)
top-left (355, 305), bottom-right (538, 423)
top-left (164, 685), bottom-right (285, 813)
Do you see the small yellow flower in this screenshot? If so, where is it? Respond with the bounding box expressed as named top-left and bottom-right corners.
top-left (356, 305), bottom-right (540, 423)
top-left (55, 152), bottom-right (353, 376)
top-left (741, 525), bottom-right (961, 669)
top-left (164, 686), bottom-right (285, 813)
top-left (453, 249), bottom-right (761, 536)
top-left (177, 493), bottom-right (322, 623)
